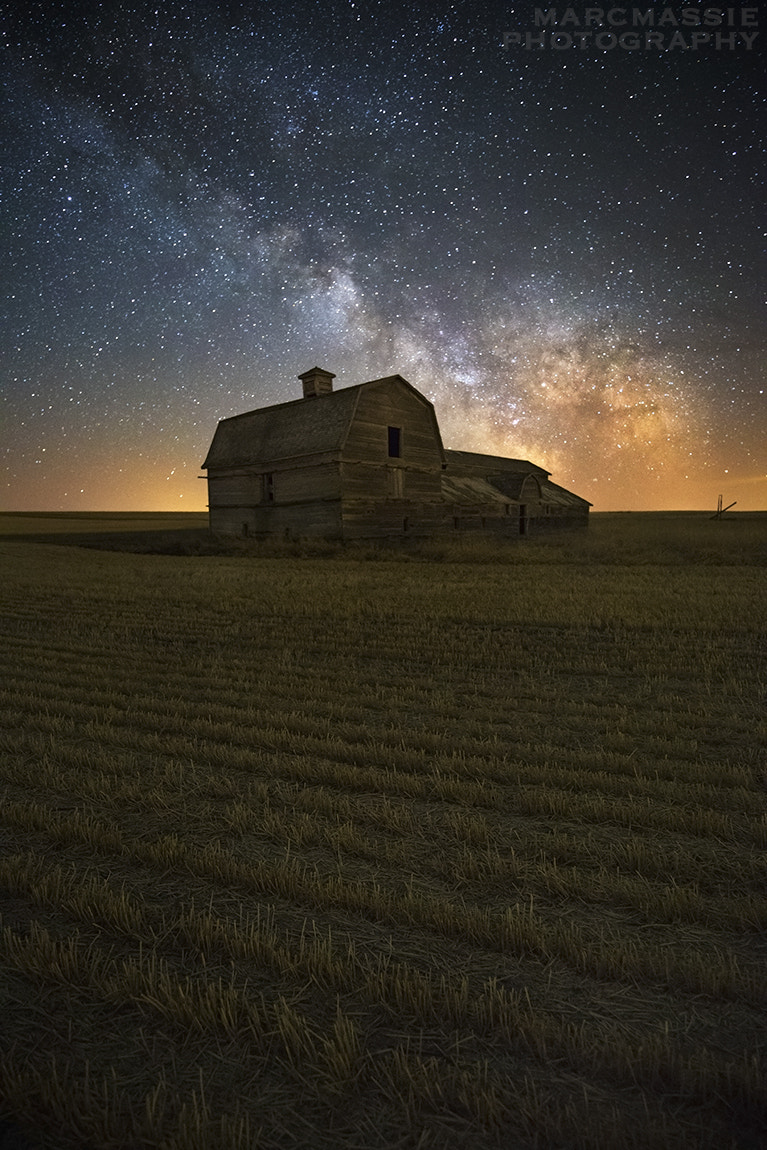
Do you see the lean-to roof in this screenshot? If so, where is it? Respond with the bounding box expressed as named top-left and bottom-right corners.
top-left (444, 449), bottom-right (550, 478)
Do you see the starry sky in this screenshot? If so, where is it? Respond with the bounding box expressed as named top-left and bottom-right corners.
top-left (2, 0), bottom-right (765, 512)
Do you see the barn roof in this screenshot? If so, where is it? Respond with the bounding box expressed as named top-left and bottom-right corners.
top-left (540, 479), bottom-right (592, 509)
top-left (202, 387), bottom-right (360, 469)
top-left (486, 471), bottom-right (543, 502)
top-left (202, 374), bottom-right (443, 469)
top-left (441, 474), bottom-right (513, 506)
top-left (443, 450), bottom-right (591, 507)
top-left (444, 449), bottom-right (550, 478)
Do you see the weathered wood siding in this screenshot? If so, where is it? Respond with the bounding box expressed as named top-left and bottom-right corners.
top-left (340, 500), bottom-right (523, 540)
top-left (207, 461), bottom-right (343, 537)
top-left (271, 461), bottom-right (341, 504)
top-left (535, 506), bottom-right (590, 530)
top-left (341, 500), bottom-right (447, 540)
top-left (207, 471), bottom-right (262, 508)
top-left (210, 499), bottom-right (342, 539)
top-left (341, 381), bottom-right (443, 502)
top-left (209, 505), bottom-right (272, 537)
top-left (518, 473), bottom-right (542, 508)
top-left (271, 502), bottom-right (342, 539)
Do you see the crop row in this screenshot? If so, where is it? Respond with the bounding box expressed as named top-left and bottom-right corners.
top-left (2, 734), bottom-right (762, 931)
top-left (1, 866), bottom-right (764, 1124)
top-left (1, 801), bottom-right (762, 1005)
top-left (1, 668), bottom-right (759, 799)
top-left (2, 536), bottom-right (764, 1149)
top-left (1, 623), bottom-right (758, 722)
top-left (2, 718), bottom-right (762, 859)
top-left (0, 1042), bottom-right (717, 1150)
top-left (3, 725), bottom-right (759, 900)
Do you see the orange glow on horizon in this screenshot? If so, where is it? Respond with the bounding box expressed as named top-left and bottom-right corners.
top-left (5, 456), bottom-right (764, 514)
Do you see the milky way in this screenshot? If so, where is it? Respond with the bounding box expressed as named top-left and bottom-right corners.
top-left (2, 0), bottom-right (764, 511)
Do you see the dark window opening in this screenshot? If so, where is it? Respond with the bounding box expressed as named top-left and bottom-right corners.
top-left (403, 517), bottom-right (410, 533)
top-left (519, 505), bottom-right (527, 535)
top-left (387, 426), bottom-right (401, 458)
top-left (263, 473), bottom-right (274, 502)
top-left (242, 523), bottom-right (249, 538)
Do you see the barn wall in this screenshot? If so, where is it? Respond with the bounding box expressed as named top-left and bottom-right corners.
top-left (445, 507), bottom-right (523, 535)
top-left (340, 499), bottom-right (525, 540)
top-left (519, 474), bottom-right (542, 506)
top-left (534, 510), bottom-right (589, 530)
top-left (271, 502), bottom-right (343, 539)
top-left (340, 461), bottom-right (442, 501)
top-left (341, 500), bottom-right (448, 539)
top-left (209, 505), bottom-right (272, 537)
top-left (342, 382), bottom-right (443, 500)
top-left (207, 461), bottom-right (342, 537)
top-left (273, 460), bottom-right (341, 503)
top-left (207, 472), bottom-right (262, 507)
top-left (210, 500), bottom-right (342, 539)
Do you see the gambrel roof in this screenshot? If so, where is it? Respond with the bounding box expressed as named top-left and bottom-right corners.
top-left (202, 374), bottom-right (444, 470)
top-left (202, 386), bottom-right (360, 470)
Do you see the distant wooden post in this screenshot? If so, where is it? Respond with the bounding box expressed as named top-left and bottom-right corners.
top-left (710, 495), bottom-right (736, 520)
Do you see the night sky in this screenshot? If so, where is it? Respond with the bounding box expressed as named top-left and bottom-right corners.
top-left (2, 1), bottom-right (765, 512)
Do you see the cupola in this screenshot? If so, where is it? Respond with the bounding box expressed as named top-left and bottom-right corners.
top-left (298, 366), bottom-right (335, 398)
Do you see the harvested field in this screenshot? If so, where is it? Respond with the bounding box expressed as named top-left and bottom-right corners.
top-left (0, 512), bottom-right (765, 1148)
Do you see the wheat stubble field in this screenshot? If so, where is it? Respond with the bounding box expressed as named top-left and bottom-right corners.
top-left (0, 512), bottom-right (765, 1149)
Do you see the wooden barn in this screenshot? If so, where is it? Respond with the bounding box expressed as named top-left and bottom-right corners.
top-left (202, 367), bottom-right (590, 539)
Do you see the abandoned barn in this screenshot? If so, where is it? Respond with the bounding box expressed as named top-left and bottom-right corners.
top-left (202, 367), bottom-right (590, 539)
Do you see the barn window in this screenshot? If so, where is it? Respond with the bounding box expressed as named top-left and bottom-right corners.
top-left (387, 426), bottom-right (401, 458)
top-left (263, 473), bottom-right (274, 502)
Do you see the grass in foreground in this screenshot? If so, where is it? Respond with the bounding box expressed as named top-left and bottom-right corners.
top-left (1, 509), bottom-right (766, 565)
top-left (0, 512), bottom-right (765, 1148)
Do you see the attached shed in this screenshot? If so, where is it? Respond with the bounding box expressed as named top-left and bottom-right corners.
top-left (444, 449), bottom-right (590, 532)
top-left (202, 368), bottom-right (590, 539)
